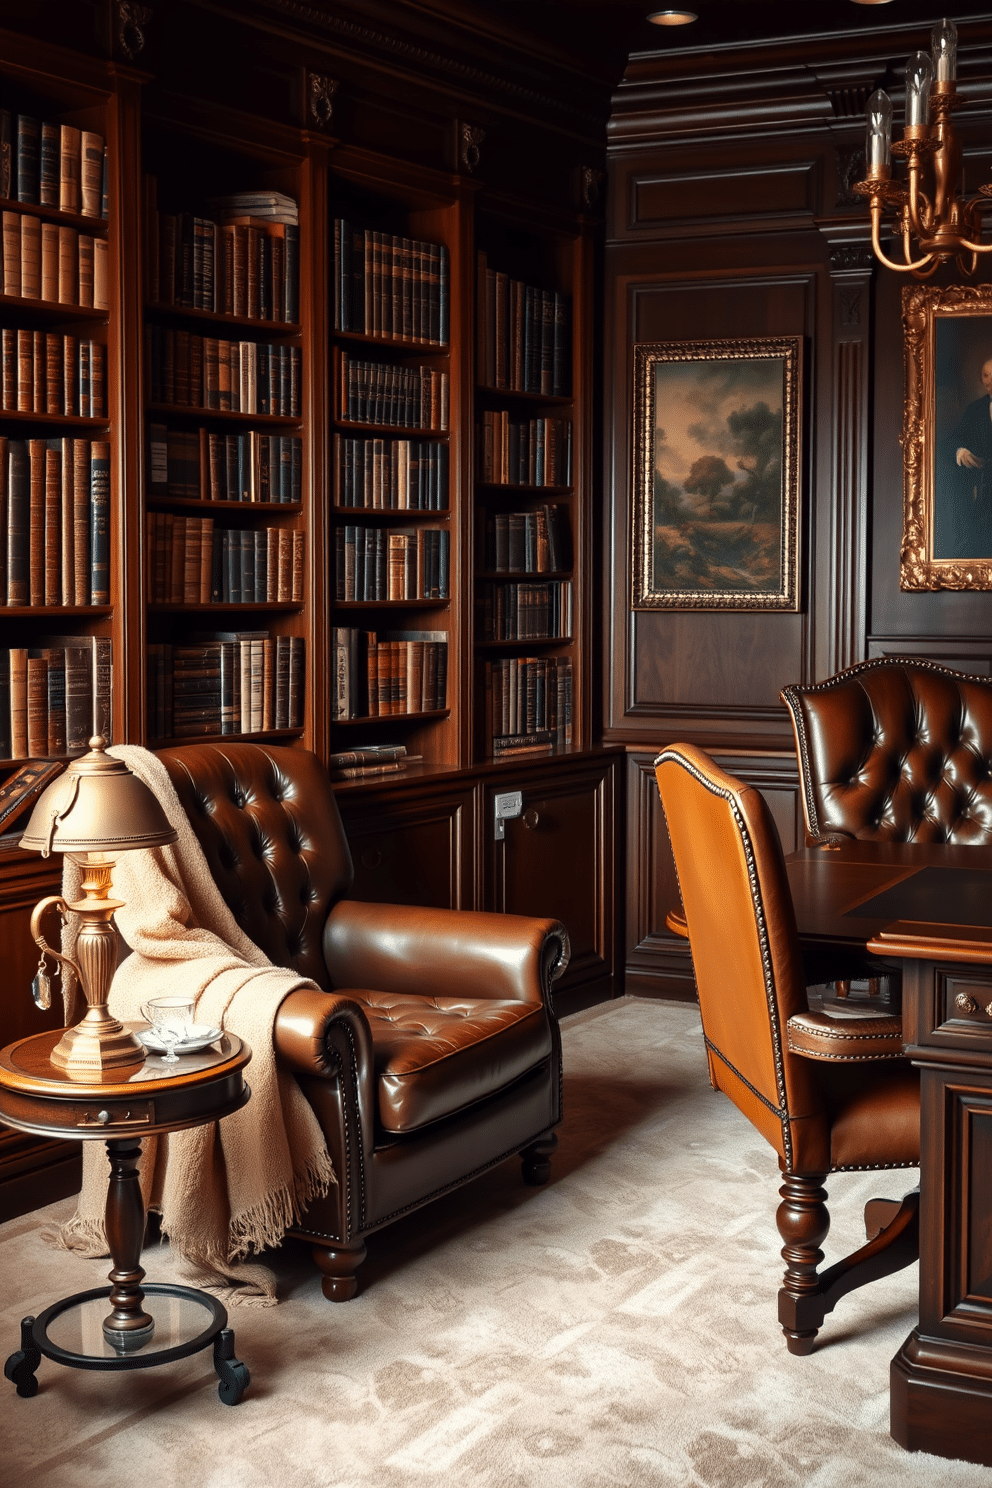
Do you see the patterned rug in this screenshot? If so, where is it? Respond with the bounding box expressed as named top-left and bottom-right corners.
top-left (1, 998), bottom-right (984, 1487)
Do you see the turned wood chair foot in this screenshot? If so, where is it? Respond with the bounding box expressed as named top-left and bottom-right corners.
top-left (521, 1133), bottom-right (558, 1185)
top-left (312, 1240), bottom-right (368, 1302)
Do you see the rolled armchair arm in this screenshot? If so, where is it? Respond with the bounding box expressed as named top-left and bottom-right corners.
top-left (323, 900), bottom-right (570, 1005)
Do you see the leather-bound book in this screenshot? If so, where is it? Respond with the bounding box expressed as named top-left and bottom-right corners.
top-left (44, 441), bottom-right (61, 606)
top-left (77, 233), bottom-right (94, 308)
top-left (15, 116), bottom-right (39, 204)
top-left (2, 210), bottom-right (21, 297)
top-left (1, 329), bottom-right (14, 411)
top-left (15, 328), bottom-right (31, 412)
top-left (27, 437), bottom-right (46, 606)
top-left (93, 237), bottom-right (108, 311)
top-left (59, 125), bottom-right (81, 214)
top-left (9, 648), bottom-right (29, 757)
top-left (40, 219), bottom-right (59, 302)
top-left (80, 132), bottom-right (103, 219)
top-left (58, 436), bottom-right (73, 605)
top-left (0, 436), bottom-right (7, 602)
top-left (58, 224), bottom-right (77, 305)
top-left (72, 438), bottom-right (90, 604)
top-left (43, 646), bottom-right (66, 754)
top-left (45, 333), bottom-right (62, 414)
top-left (62, 333), bottom-right (77, 414)
top-left (20, 212), bottom-right (40, 300)
top-left (39, 121), bottom-right (59, 207)
top-left (0, 108), bottom-right (11, 201)
top-left (89, 441), bottom-right (110, 605)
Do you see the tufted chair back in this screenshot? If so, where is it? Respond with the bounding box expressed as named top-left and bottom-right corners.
top-left (158, 742), bottom-right (354, 989)
top-left (782, 658), bottom-right (992, 846)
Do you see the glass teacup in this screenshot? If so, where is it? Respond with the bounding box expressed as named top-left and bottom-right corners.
top-left (140, 996), bottom-right (196, 1064)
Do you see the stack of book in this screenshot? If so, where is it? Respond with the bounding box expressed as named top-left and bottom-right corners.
top-left (146, 513), bottom-right (304, 605)
top-left (333, 219), bottom-right (448, 345)
top-left (148, 426), bottom-right (302, 504)
top-left (0, 111), bottom-right (106, 217)
top-left (144, 328), bottom-right (301, 415)
top-left (338, 352), bottom-right (448, 430)
top-left (1, 210), bottom-right (109, 309)
top-left (479, 580), bottom-right (572, 641)
top-left (476, 413), bottom-right (572, 487)
top-left (0, 634), bottom-right (111, 759)
top-left (334, 434), bottom-right (448, 510)
top-left (145, 180), bottom-right (299, 323)
top-left (485, 655), bottom-right (572, 755)
top-left (327, 743), bottom-right (421, 780)
top-left (335, 525), bottom-right (449, 602)
top-left (147, 630), bottom-right (304, 739)
top-left (480, 505), bottom-right (571, 574)
top-left (331, 627), bottom-right (447, 719)
top-left (0, 436), bottom-right (110, 606)
top-left (476, 252), bottom-right (570, 397)
top-left (2, 330), bottom-right (106, 418)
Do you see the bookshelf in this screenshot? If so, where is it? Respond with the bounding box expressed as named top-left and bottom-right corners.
top-left (0, 40), bottom-right (118, 768)
top-left (326, 148), bottom-right (471, 776)
top-left (139, 99), bottom-right (312, 749)
top-left (473, 208), bottom-right (592, 763)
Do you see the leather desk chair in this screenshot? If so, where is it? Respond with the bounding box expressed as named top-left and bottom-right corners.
top-left (157, 742), bottom-right (569, 1301)
top-left (781, 657), bottom-right (992, 847)
top-left (654, 744), bottom-right (920, 1354)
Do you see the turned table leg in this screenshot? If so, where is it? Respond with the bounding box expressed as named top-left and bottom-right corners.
top-left (103, 1137), bottom-right (155, 1350)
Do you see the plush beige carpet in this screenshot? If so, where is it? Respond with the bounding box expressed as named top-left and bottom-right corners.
top-left (1, 998), bottom-right (986, 1488)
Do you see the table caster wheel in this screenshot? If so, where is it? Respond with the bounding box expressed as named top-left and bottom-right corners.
top-left (214, 1328), bottom-right (250, 1405)
top-left (5, 1318), bottom-right (40, 1397)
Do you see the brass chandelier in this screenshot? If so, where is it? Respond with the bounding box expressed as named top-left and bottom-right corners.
top-left (856, 18), bottom-right (992, 277)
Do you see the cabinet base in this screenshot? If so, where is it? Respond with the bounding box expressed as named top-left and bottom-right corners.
top-left (891, 1330), bottom-right (992, 1466)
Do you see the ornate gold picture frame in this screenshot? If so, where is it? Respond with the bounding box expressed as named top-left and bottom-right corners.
top-left (902, 283), bottom-right (992, 590)
top-left (632, 337), bottom-right (802, 610)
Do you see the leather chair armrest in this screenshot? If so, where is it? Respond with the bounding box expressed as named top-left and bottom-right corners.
top-left (787, 1009), bottom-right (905, 1062)
top-left (323, 900), bottom-right (570, 1006)
top-left (806, 830), bottom-right (856, 850)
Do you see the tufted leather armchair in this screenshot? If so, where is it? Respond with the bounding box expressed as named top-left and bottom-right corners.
top-left (781, 657), bottom-right (992, 847)
top-left (156, 742), bottom-right (569, 1301)
top-left (655, 744), bottom-right (920, 1354)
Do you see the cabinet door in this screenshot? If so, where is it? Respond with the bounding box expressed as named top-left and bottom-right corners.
top-left (336, 784), bottom-right (476, 910)
top-left (484, 754), bottom-right (620, 1012)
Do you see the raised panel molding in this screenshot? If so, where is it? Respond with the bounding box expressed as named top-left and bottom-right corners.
top-left (631, 161), bottom-right (818, 232)
top-left (867, 638), bottom-right (992, 676)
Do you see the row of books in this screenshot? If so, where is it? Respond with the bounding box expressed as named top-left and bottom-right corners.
top-left (145, 180), bottom-right (300, 322)
top-left (485, 655), bottom-right (573, 754)
top-left (1, 210), bottom-right (109, 308)
top-left (144, 328), bottom-right (302, 416)
top-left (1, 437), bottom-right (109, 607)
top-left (334, 435), bottom-right (448, 511)
top-left (2, 329), bottom-right (105, 419)
top-left (148, 426), bottom-right (303, 504)
top-left (333, 220), bottom-right (448, 346)
top-left (326, 743), bottom-right (421, 780)
top-left (147, 631), bottom-right (304, 739)
top-left (1, 635), bottom-right (111, 760)
top-left (476, 252), bottom-right (570, 397)
top-left (334, 525), bottom-right (449, 602)
top-left (480, 505), bottom-right (572, 574)
top-left (476, 413), bottom-right (572, 488)
top-left (338, 352), bottom-right (448, 430)
top-left (331, 627), bottom-right (447, 719)
top-left (146, 513), bottom-right (304, 605)
top-left (0, 112), bottom-right (106, 218)
top-left (479, 580), bottom-right (572, 641)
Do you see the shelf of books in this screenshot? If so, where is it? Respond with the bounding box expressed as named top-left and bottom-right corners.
top-left (327, 151), bottom-right (470, 785)
top-left (0, 42), bottom-right (117, 772)
top-left (140, 103), bottom-right (311, 748)
top-left (473, 209), bottom-right (591, 764)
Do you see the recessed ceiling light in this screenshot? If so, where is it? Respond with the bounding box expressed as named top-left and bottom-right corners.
top-left (849, 1), bottom-right (895, 6)
top-left (648, 9), bottom-right (698, 24)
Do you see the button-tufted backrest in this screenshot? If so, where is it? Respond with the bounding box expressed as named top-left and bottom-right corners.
top-left (782, 658), bottom-right (992, 845)
top-left (157, 742), bottom-right (354, 988)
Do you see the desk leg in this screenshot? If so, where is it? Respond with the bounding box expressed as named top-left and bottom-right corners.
top-left (102, 1138), bottom-right (154, 1350)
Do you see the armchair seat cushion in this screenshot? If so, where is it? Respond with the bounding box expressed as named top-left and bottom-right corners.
top-left (348, 990), bottom-right (553, 1134)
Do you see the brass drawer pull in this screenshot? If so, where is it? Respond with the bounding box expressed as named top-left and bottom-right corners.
top-left (956, 994), bottom-right (979, 1014)
top-left (76, 1105), bottom-right (152, 1128)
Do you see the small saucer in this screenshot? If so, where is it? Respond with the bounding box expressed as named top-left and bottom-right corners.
top-left (137, 1025), bottom-right (223, 1055)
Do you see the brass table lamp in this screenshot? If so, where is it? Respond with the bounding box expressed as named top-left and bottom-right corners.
top-left (19, 737), bottom-right (178, 1080)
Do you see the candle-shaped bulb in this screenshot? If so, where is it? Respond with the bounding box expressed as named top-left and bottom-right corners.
top-left (866, 88), bottom-right (893, 174)
top-left (932, 17), bottom-right (958, 82)
top-left (905, 50), bottom-right (933, 125)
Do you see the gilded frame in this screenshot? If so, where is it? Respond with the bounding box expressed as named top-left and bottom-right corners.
top-left (632, 337), bottom-right (802, 610)
top-left (902, 283), bottom-right (992, 590)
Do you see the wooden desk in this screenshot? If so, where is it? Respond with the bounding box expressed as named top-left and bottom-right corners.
top-left (787, 843), bottom-right (992, 1467)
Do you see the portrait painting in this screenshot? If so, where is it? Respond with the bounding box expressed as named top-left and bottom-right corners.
top-left (631, 337), bottom-right (802, 610)
top-left (902, 283), bottom-right (992, 590)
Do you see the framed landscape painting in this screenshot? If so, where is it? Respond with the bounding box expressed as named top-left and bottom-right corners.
top-left (632, 336), bottom-right (802, 610)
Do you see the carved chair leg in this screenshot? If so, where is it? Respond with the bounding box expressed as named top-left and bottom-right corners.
top-left (312, 1239), bottom-right (367, 1302)
top-left (521, 1133), bottom-right (558, 1186)
top-left (777, 1171), bottom-right (830, 1355)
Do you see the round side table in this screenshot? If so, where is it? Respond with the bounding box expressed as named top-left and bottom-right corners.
top-left (0, 1026), bottom-right (252, 1405)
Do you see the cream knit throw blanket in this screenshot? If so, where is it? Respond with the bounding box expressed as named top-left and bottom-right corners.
top-left (49, 745), bottom-right (336, 1305)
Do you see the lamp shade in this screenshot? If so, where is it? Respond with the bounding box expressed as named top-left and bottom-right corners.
top-left (20, 737), bottom-right (178, 857)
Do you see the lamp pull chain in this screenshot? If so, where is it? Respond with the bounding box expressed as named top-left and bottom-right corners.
top-left (30, 937), bottom-right (60, 1011)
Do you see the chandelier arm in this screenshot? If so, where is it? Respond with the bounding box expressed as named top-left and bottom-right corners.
top-left (951, 237), bottom-right (992, 255)
top-left (871, 206), bottom-right (933, 273)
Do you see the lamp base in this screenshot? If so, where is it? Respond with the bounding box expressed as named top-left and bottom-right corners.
top-left (49, 1016), bottom-right (146, 1082)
